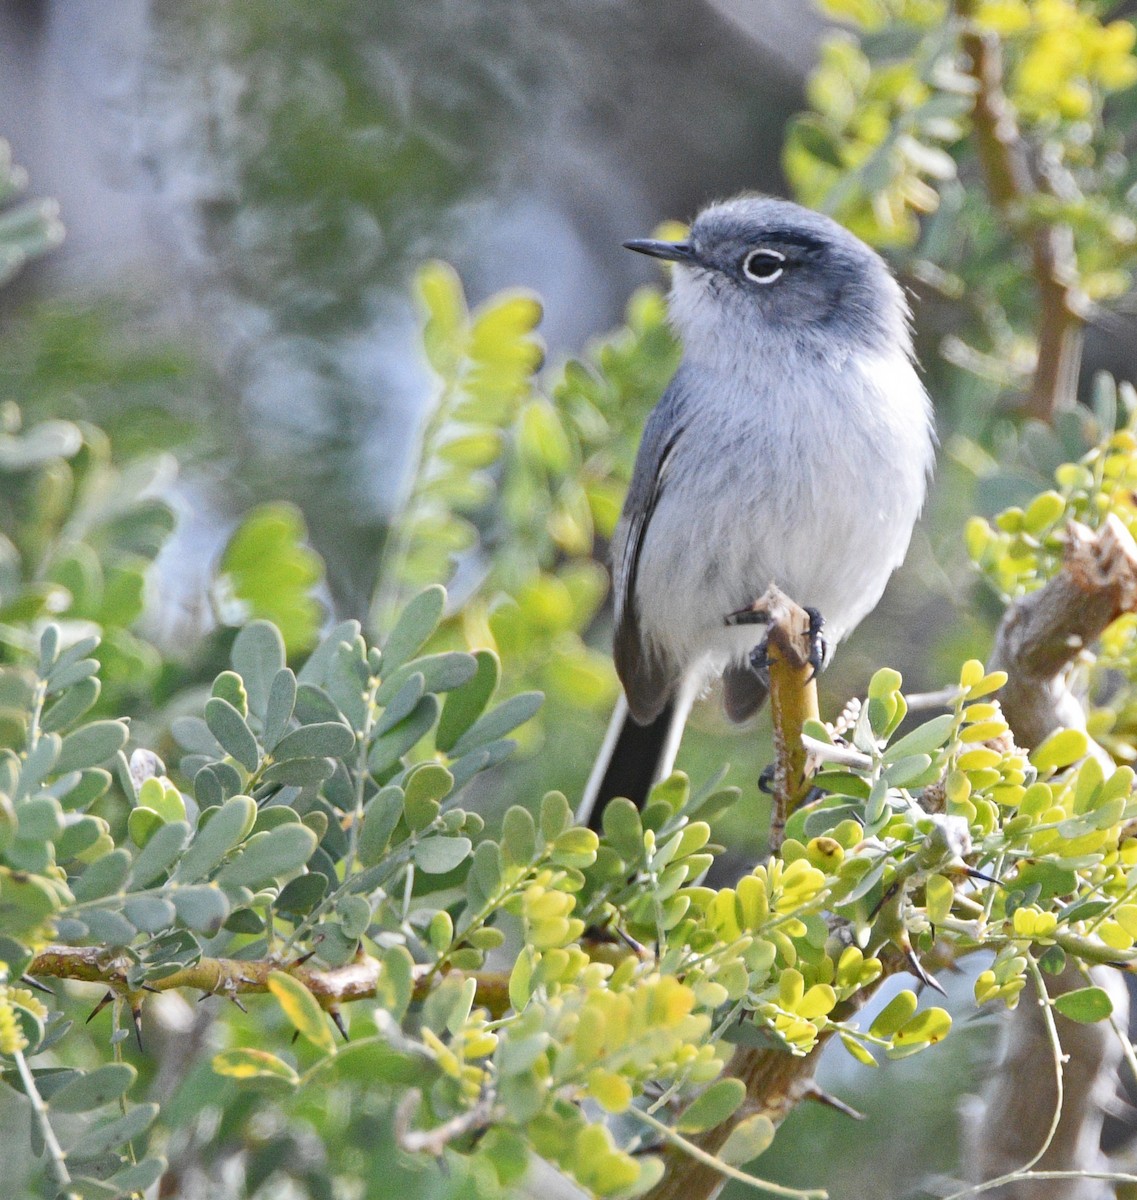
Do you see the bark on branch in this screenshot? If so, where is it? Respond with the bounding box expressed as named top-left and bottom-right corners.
top-left (728, 584), bottom-right (821, 849)
top-left (990, 515), bottom-right (1137, 756)
top-left (28, 946), bottom-right (513, 1019)
top-left (968, 514), bottom-right (1137, 1197)
top-left (955, 0), bottom-right (1086, 424)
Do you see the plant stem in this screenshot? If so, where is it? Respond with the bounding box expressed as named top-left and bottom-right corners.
top-left (14, 1048), bottom-right (73, 1193)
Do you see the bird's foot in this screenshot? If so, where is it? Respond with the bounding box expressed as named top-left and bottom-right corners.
top-left (805, 607), bottom-right (827, 682)
top-left (748, 634), bottom-right (771, 675)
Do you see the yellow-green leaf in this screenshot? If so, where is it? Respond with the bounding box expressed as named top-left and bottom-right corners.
top-left (267, 971), bottom-right (336, 1054)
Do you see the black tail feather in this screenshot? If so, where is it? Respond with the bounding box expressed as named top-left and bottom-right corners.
top-left (582, 699), bottom-right (680, 831)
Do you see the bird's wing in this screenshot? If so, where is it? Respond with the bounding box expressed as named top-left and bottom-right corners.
top-left (611, 371), bottom-right (688, 723)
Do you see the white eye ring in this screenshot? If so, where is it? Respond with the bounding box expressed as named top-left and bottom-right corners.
top-left (742, 248), bottom-right (785, 284)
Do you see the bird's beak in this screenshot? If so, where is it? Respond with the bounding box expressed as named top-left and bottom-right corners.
top-left (622, 238), bottom-right (695, 263)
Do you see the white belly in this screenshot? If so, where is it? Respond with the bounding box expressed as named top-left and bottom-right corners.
top-left (630, 349), bottom-right (932, 681)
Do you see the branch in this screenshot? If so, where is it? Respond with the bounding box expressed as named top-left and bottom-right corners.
top-left (28, 947), bottom-right (513, 1019)
top-left (955, 1), bottom-right (1086, 424)
top-left (643, 948), bottom-right (913, 1200)
top-left (964, 515), bottom-right (1137, 1196)
top-left (728, 584), bottom-right (820, 849)
top-left (989, 515), bottom-right (1137, 756)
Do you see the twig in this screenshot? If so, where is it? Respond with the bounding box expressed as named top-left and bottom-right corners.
top-left (626, 1104), bottom-right (827, 1200)
top-left (955, 0), bottom-right (1086, 424)
top-left (14, 1048), bottom-right (73, 1193)
top-left (394, 1088), bottom-right (496, 1155)
top-left (28, 947), bottom-right (513, 1019)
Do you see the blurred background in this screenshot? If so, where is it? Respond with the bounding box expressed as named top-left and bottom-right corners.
top-left (4, 1), bottom-right (1137, 1197)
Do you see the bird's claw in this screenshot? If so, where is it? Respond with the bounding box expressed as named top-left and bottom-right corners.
top-left (805, 607), bottom-right (827, 682)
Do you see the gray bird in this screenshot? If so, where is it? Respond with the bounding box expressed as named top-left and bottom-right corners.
top-left (579, 195), bottom-right (935, 828)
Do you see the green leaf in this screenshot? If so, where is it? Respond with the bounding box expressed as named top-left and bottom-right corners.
top-left (220, 504), bottom-right (324, 655)
top-left (260, 757), bottom-right (336, 787)
top-left (1054, 986), bottom-right (1114, 1024)
top-left (539, 791), bottom-right (572, 842)
top-left (174, 795), bottom-right (256, 882)
top-left (232, 620), bottom-right (287, 717)
top-left (68, 1102), bottom-right (159, 1162)
top-left (437, 649), bottom-right (500, 752)
top-left (129, 821), bottom-right (191, 887)
top-left (123, 896), bottom-right (176, 933)
top-left (263, 669), bottom-right (298, 751)
top-left (212, 1048), bottom-right (300, 1089)
top-left (49, 1064), bottom-right (137, 1113)
top-left (377, 945), bottom-right (415, 1021)
top-left (377, 653), bottom-right (478, 705)
top-left (71, 848), bottom-right (131, 903)
top-left (676, 1079), bottom-right (747, 1133)
top-left (502, 805), bottom-right (537, 864)
top-left (376, 673), bottom-right (426, 734)
top-left (267, 970), bottom-right (337, 1054)
top-left (172, 885), bottom-right (230, 935)
top-left (40, 677), bottom-right (101, 734)
top-left (883, 714), bottom-right (955, 761)
top-left (211, 671), bottom-right (248, 718)
top-left (382, 585), bottom-right (446, 672)
top-left (404, 763), bottom-right (454, 808)
top-left (892, 1006), bottom-right (952, 1046)
top-left (718, 1113), bottom-right (776, 1166)
top-left (271, 721), bottom-right (355, 761)
top-left (414, 835), bottom-right (472, 874)
top-left (870, 990), bottom-right (918, 1038)
top-left (214, 824), bottom-right (317, 888)
top-left (368, 695), bottom-right (440, 775)
top-left (448, 691), bottom-right (542, 756)
top-left (16, 734), bottom-right (60, 799)
top-left (358, 786), bottom-right (404, 866)
top-left (1031, 729), bottom-right (1089, 773)
top-left (56, 721), bottom-right (129, 774)
top-left (204, 698), bottom-right (260, 773)
top-left (108, 1158), bottom-right (167, 1194)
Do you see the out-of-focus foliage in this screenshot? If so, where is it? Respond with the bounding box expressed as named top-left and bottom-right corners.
top-left (0, 140), bottom-right (63, 287)
top-left (375, 262), bottom-right (679, 794)
top-left (788, 0), bottom-right (1137, 391)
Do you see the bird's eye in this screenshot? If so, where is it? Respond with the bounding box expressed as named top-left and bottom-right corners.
top-left (742, 248), bottom-right (785, 284)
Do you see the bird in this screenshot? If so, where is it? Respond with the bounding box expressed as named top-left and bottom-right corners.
top-left (578, 194), bottom-right (935, 829)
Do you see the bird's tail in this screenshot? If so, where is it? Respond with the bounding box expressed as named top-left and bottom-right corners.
top-left (576, 688), bottom-right (694, 830)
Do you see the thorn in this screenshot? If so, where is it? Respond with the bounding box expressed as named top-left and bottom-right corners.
top-left (291, 948), bottom-right (319, 968)
top-left (758, 764), bottom-right (776, 795)
top-left (907, 947), bottom-right (947, 997)
top-left (869, 880), bottom-right (901, 922)
top-left (613, 926), bottom-right (648, 957)
top-left (131, 1004), bottom-right (144, 1052)
top-left (963, 866), bottom-right (1003, 887)
top-left (19, 975), bottom-right (53, 995)
top-left (800, 1080), bottom-right (865, 1121)
top-left (291, 1030), bottom-right (300, 1045)
top-left (141, 984), bottom-right (161, 994)
top-left (86, 991), bottom-right (115, 1024)
top-left (228, 995), bottom-right (248, 1013)
top-left (330, 1008), bottom-right (349, 1042)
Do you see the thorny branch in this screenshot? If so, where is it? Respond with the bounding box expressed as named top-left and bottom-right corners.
top-left (28, 947), bottom-right (513, 1020)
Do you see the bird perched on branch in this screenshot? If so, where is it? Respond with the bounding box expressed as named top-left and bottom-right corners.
top-left (578, 195), bottom-right (934, 828)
